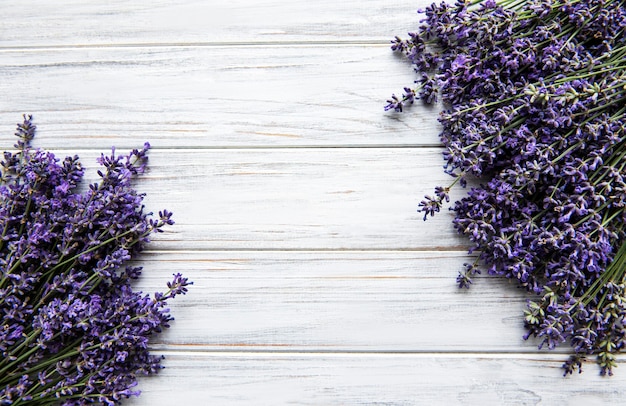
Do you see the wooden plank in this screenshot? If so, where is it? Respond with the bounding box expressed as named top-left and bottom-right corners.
top-left (0, 45), bottom-right (438, 148)
top-left (1, 0), bottom-right (431, 47)
top-left (123, 351), bottom-right (626, 405)
top-left (133, 250), bottom-right (549, 353)
top-left (35, 147), bottom-right (467, 251)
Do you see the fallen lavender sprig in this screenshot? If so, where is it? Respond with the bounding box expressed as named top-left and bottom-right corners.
top-left (388, 0), bottom-right (626, 375)
top-left (0, 116), bottom-right (191, 404)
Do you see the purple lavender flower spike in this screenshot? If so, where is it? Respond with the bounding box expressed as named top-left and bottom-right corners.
top-left (388, 0), bottom-right (626, 375)
top-left (0, 116), bottom-right (190, 404)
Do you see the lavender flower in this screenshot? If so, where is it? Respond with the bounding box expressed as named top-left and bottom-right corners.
top-left (0, 116), bottom-right (191, 404)
top-left (388, 0), bottom-right (626, 374)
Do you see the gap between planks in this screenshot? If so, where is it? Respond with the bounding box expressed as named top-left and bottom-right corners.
top-left (21, 144), bottom-right (442, 151)
top-left (143, 348), bottom-right (624, 361)
top-left (143, 344), bottom-right (596, 358)
top-left (0, 40), bottom-right (393, 52)
top-left (141, 248), bottom-right (470, 253)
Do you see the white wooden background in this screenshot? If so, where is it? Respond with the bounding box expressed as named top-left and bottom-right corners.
top-left (1, 1), bottom-right (625, 404)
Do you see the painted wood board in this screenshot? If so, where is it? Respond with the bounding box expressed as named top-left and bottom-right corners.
top-left (1, 0), bottom-right (431, 47)
top-left (123, 351), bottom-right (626, 405)
top-left (34, 147), bottom-right (468, 251)
top-left (0, 45), bottom-right (439, 148)
top-left (131, 250), bottom-right (555, 353)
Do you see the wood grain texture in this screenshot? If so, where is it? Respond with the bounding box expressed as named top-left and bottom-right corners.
top-left (122, 352), bottom-right (626, 406)
top-left (1, 0), bottom-right (431, 47)
top-left (52, 147), bottom-right (467, 251)
top-left (131, 250), bottom-right (547, 352)
top-left (0, 45), bottom-right (439, 148)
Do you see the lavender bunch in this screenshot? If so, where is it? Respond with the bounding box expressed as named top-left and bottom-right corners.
top-left (0, 116), bottom-right (191, 404)
top-left (388, 0), bottom-right (626, 374)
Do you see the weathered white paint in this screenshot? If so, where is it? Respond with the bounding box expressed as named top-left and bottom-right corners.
top-left (1, 0), bottom-right (432, 46)
top-left (129, 250), bottom-right (556, 353)
top-left (2, 0), bottom-right (622, 404)
top-left (61, 148), bottom-right (466, 251)
top-left (123, 352), bottom-right (626, 405)
top-left (0, 46), bottom-right (440, 148)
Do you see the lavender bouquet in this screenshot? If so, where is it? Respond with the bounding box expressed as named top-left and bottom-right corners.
top-left (0, 116), bottom-right (190, 404)
top-left (387, 0), bottom-right (626, 374)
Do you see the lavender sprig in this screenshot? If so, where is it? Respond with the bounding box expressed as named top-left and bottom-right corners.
top-left (388, 0), bottom-right (626, 374)
top-left (0, 116), bottom-right (191, 404)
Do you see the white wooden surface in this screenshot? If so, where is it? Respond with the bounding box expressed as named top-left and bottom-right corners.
top-left (2, 1), bottom-right (625, 404)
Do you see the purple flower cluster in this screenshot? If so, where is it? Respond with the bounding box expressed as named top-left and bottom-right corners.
top-left (388, 0), bottom-right (626, 374)
top-left (0, 116), bottom-right (191, 404)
